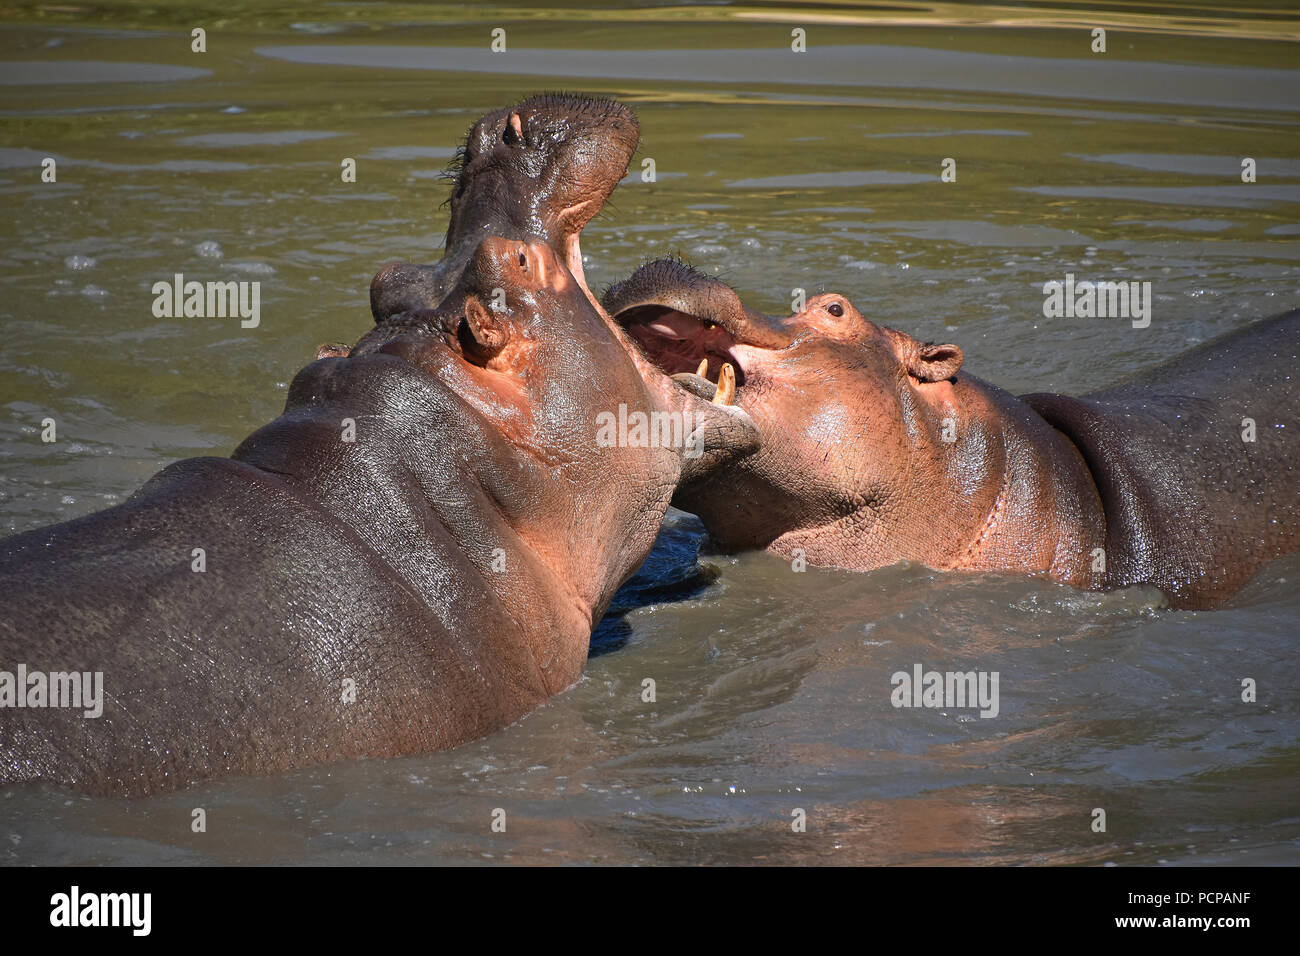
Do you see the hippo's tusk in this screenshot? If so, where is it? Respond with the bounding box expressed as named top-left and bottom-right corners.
top-left (712, 362), bottom-right (736, 405)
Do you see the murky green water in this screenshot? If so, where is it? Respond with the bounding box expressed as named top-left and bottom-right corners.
top-left (1, 2), bottom-right (1298, 864)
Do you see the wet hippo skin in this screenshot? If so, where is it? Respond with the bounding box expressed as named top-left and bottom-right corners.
top-left (604, 258), bottom-right (1297, 610)
top-left (0, 239), bottom-right (759, 796)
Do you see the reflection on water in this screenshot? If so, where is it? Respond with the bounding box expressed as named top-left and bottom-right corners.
top-left (1, 1), bottom-right (1297, 865)
top-left (256, 42), bottom-right (1300, 111)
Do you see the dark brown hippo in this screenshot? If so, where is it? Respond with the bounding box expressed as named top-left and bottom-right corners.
top-left (0, 238), bottom-right (758, 795)
top-left (367, 93), bottom-right (638, 324)
top-left (603, 258), bottom-right (1298, 610)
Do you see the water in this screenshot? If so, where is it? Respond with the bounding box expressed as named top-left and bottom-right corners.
top-left (1, 2), bottom-right (1298, 865)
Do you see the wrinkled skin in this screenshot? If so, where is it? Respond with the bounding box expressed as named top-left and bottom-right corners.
top-left (0, 239), bottom-right (758, 796)
top-left (369, 93), bottom-right (638, 323)
top-left (604, 259), bottom-right (1298, 609)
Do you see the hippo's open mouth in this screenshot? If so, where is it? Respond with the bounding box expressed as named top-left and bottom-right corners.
top-left (603, 258), bottom-right (796, 408)
top-left (558, 199), bottom-right (598, 296)
top-left (371, 94), bottom-right (638, 324)
top-left (615, 305), bottom-right (747, 404)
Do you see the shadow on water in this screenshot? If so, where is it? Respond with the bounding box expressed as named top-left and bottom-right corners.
top-left (591, 511), bottom-right (718, 657)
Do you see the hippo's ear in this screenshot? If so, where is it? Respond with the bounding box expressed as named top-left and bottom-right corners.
top-left (907, 341), bottom-right (964, 383)
top-left (460, 295), bottom-right (511, 362)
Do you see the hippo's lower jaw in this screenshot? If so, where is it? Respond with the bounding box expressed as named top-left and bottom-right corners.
top-left (588, 305), bottom-right (764, 492)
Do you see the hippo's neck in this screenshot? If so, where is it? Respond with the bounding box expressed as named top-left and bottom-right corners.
top-left (931, 376), bottom-right (1108, 586)
top-left (233, 352), bottom-right (602, 695)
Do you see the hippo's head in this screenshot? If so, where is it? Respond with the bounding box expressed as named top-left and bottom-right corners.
top-left (353, 239), bottom-right (761, 614)
top-left (603, 259), bottom-right (983, 567)
top-left (370, 94), bottom-right (639, 323)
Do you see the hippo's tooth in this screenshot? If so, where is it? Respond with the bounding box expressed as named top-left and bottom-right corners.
top-left (696, 357), bottom-right (709, 378)
top-left (671, 371), bottom-right (715, 400)
top-left (712, 362), bottom-right (736, 405)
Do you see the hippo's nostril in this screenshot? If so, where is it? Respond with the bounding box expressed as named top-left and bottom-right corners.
top-left (503, 112), bottom-right (524, 147)
top-left (518, 250), bottom-right (528, 269)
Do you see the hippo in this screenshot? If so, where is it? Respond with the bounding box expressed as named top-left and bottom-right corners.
top-left (0, 237), bottom-right (758, 796)
top-left (367, 93), bottom-right (638, 325)
top-left (602, 258), bottom-right (1298, 610)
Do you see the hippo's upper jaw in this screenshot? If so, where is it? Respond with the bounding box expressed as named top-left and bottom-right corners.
top-left (450, 95), bottom-right (637, 292)
top-left (370, 94), bottom-right (638, 323)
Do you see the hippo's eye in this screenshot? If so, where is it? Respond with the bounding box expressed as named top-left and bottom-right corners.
top-left (826, 302), bottom-right (845, 317)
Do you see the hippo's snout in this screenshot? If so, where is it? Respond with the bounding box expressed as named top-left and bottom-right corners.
top-left (371, 93), bottom-right (639, 324)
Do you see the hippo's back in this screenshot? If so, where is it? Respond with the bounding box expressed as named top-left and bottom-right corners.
top-left (1023, 309), bottom-right (1298, 608)
top-left (0, 456), bottom-right (532, 794)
